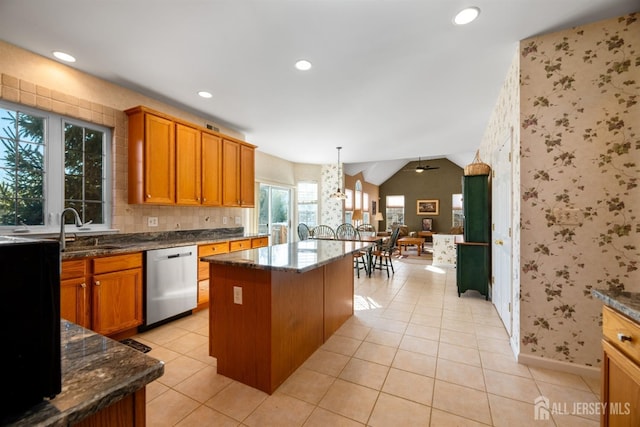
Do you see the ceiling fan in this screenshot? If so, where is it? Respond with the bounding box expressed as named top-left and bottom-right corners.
top-left (403, 157), bottom-right (440, 173)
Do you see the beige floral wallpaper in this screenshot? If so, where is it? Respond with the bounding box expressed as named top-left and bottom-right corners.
top-left (519, 13), bottom-right (639, 366)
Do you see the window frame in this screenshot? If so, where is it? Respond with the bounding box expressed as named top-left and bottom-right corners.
top-left (0, 100), bottom-right (112, 234)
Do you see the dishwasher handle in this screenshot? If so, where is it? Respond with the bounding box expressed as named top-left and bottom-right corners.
top-left (166, 251), bottom-right (193, 259)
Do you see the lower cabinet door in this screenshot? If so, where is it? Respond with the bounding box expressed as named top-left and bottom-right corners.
top-left (92, 268), bottom-right (143, 336)
top-left (61, 277), bottom-right (90, 329)
top-left (601, 339), bottom-right (640, 426)
top-left (456, 244), bottom-right (489, 299)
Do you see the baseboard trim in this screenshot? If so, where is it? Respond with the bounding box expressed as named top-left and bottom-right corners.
top-left (518, 353), bottom-right (600, 379)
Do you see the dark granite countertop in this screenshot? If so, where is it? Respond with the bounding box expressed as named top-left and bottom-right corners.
top-left (201, 239), bottom-right (372, 273)
top-left (2, 320), bottom-right (164, 426)
top-left (60, 228), bottom-right (268, 259)
top-left (592, 289), bottom-right (640, 324)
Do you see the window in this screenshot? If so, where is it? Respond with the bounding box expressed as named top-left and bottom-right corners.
top-left (363, 193), bottom-right (369, 211)
top-left (386, 195), bottom-right (405, 229)
top-left (345, 189), bottom-right (353, 210)
top-left (0, 101), bottom-right (111, 231)
top-left (297, 182), bottom-right (318, 227)
top-left (355, 180), bottom-right (362, 210)
top-left (64, 122), bottom-right (106, 224)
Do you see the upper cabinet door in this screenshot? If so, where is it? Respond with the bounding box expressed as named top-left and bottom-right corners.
top-left (127, 107), bottom-right (176, 204)
top-left (239, 144), bottom-right (255, 207)
top-left (222, 139), bottom-right (240, 206)
top-left (201, 132), bottom-right (222, 206)
top-left (462, 175), bottom-right (490, 242)
top-left (176, 123), bottom-right (202, 205)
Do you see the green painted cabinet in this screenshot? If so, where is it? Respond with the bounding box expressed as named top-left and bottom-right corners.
top-left (457, 173), bottom-right (490, 299)
top-left (456, 243), bottom-right (489, 299)
top-left (462, 175), bottom-right (490, 243)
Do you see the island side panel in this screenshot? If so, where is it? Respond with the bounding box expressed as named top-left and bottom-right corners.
top-left (270, 267), bottom-right (325, 392)
top-left (323, 255), bottom-right (355, 341)
top-left (209, 264), bottom-right (272, 392)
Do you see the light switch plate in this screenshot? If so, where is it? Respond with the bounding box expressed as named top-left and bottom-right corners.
top-left (233, 286), bottom-right (242, 304)
top-left (553, 208), bottom-right (580, 225)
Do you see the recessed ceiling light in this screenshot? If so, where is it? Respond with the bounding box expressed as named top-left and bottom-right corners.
top-left (52, 51), bottom-right (76, 63)
top-left (295, 60), bottom-right (312, 71)
top-left (453, 7), bottom-right (480, 25)
top-left (198, 91), bottom-right (213, 99)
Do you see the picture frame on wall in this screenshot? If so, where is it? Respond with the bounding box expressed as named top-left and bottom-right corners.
top-left (417, 199), bottom-right (439, 215)
top-left (372, 200), bottom-right (377, 215)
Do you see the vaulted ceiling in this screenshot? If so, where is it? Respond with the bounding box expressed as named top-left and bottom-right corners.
top-left (0, 0), bottom-right (637, 184)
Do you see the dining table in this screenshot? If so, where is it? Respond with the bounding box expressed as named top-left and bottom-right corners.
top-left (311, 233), bottom-right (386, 277)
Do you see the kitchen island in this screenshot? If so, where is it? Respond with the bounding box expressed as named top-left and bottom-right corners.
top-left (201, 239), bottom-right (370, 394)
top-left (2, 320), bottom-right (164, 426)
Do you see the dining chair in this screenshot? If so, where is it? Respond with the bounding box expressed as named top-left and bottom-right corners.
top-left (371, 227), bottom-right (401, 277)
top-left (297, 223), bottom-right (311, 241)
top-left (336, 223), bottom-right (358, 240)
top-left (336, 223), bottom-right (368, 277)
top-left (312, 224), bottom-right (336, 239)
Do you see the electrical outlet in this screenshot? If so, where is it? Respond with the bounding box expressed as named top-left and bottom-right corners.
top-left (553, 208), bottom-right (581, 225)
top-left (235, 216), bottom-right (241, 224)
top-left (148, 216), bottom-right (158, 227)
top-left (222, 217), bottom-right (228, 225)
top-left (233, 286), bottom-right (242, 304)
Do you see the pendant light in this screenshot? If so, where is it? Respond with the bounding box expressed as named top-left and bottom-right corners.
top-left (330, 147), bottom-right (347, 200)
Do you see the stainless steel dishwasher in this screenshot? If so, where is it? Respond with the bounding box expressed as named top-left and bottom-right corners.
top-left (145, 245), bottom-right (198, 328)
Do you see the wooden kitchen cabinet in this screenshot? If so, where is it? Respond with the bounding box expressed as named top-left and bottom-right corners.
top-left (126, 106), bottom-right (176, 205)
top-left (91, 253), bottom-right (144, 336)
top-left (222, 139), bottom-right (255, 207)
top-left (601, 306), bottom-right (640, 426)
top-left (196, 241), bottom-right (230, 311)
top-left (229, 238), bottom-right (252, 252)
top-left (176, 123), bottom-right (202, 205)
top-left (61, 259), bottom-right (90, 328)
top-left (251, 236), bottom-right (269, 248)
top-left (201, 131), bottom-right (223, 206)
top-left (127, 106), bottom-right (254, 207)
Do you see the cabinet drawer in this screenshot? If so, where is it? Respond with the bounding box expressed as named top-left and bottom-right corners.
top-left (251, 237), bottom-right (268, 248)
top-left (603, 305), bottom-right (640, 363)
top-left (229, 239), bottom-right (251, 252)
top-left (93, 253), bottom-right (143, 275)
top-left (198, 242), bottom-right (229, 257)
top-left (198, 242), bottom-right (229, 279)
top-left (61, 259), bottom-right (87, 280)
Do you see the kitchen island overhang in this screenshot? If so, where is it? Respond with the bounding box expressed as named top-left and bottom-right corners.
top-left (201, 240), bottom-right (372, 393)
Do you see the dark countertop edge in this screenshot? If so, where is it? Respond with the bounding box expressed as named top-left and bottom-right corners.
top-left (202, 241), bottom-right (373, 273)
top-left (61, 233), bottom-right (268, 260)
top-left (592, 289), bottom-right (640, 324)
top-left (4, 321), bottom-right (164, 427)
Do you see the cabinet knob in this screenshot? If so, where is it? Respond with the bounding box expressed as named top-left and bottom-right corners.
top-left (618, 333), bottom-right (632, 343)
top-left (95, 280), bottom-right (101, 286)
top-left (147, 194), bottom-right (151, 199)
top-left (203, 198), bottom-right (207, 202)
top-left (80, 282), bottom-right (86, 289)
top-left (495, 239), bottom-right (504, 245)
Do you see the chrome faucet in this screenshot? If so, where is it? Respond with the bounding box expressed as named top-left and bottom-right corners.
top-left (59, 207), bottom-right (83, 251)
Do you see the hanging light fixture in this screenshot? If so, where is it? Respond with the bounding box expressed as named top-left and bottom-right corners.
top-left (330, 146), bottom-right (347, 199)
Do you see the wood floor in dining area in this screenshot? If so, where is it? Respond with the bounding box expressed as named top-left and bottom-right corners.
top-left (132, 256), bottom-right (600, 426)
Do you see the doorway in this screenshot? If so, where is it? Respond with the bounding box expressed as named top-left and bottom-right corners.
top-left (258, 184), bottom-right (292, 245)
top-left (491, 128), bottom-right (514, 336)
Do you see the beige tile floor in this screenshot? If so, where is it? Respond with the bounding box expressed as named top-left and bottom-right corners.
top-left (133, 255), bottom-right (601, 426)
